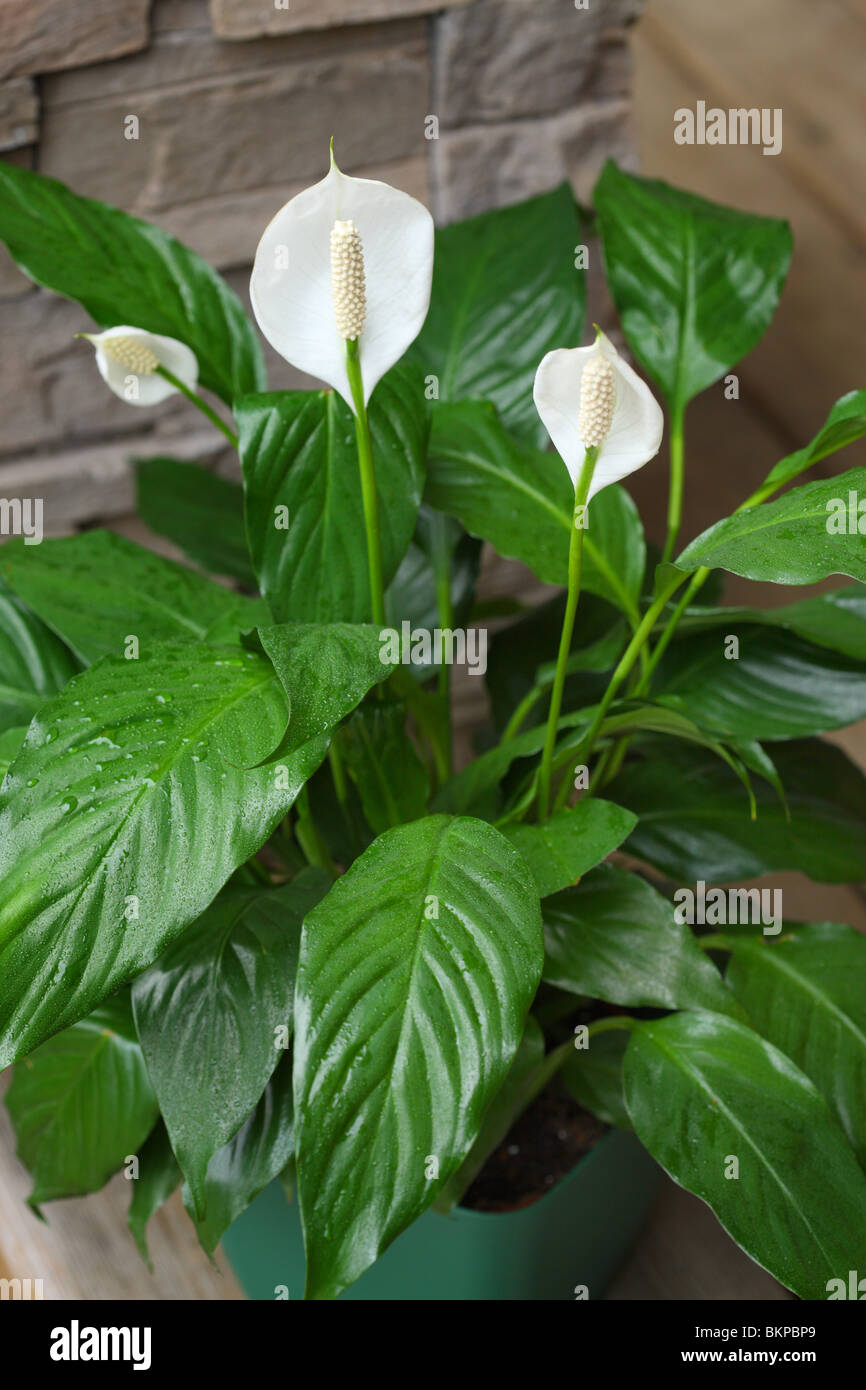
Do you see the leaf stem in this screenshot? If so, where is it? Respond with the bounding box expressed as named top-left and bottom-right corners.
top-left (550, 765), bottom-right (576, 816)
top-left (696, 933), bottom-right (736, 952)
top-left (534, 1015), bottom-right (639, 1088)
top-left (638, 466), bottom-right (791, 699)
top-left (328, 741), bottom-right (359, 858)
top-left (328, 739), bottom-right (349, 805)
top-left (594, 734), bottom-right (628, 789)
top-left (589, 449), bottom-right (796, 784)
top-left (433, 549), bottom-right (454, 775)
top-left (537, 447), bottom-right (598, 821)
top-left (243, 856), bottom-right (272, 886)
top-left (344, 338), bottom-right (386, 628)
top-left (595, 571), bottom-right (704, 784)
top-left (156, 366), bottom-right (238, 447)
top-left (294, 787), bottom-right (336, 876)
top-left (638, 567), bottom-right (710, 693)
top-left (566, 570), bottom-right (687, 784)
top-left (644, 460), bottom-right (793, 688)
top-left (662, 401), bottom-right (686, 565)
top-left (586, 1014), bottom-right (638, 1038)
top-left (501, 684), bottom-right (545, 743)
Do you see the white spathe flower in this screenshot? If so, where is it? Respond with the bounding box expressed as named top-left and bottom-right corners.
top-left (84, 326), bottom-right (198, 407)
top-left (533, 332), bottom-right (664, 502)
top-left (249, 151), bottom-right (434, 411)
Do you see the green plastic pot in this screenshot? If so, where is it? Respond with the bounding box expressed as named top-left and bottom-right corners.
top-left (222, 1128), bottom-right (660, 1301)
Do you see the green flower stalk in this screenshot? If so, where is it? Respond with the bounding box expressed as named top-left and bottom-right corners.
top-left (661, 400), bottom-right (686, 565)
top-left (537, 443), bottom-right (599, 820)
top-left (533, 331), bottom-right (665, 819)
top-left (345, 339), bottom-right (385, 627)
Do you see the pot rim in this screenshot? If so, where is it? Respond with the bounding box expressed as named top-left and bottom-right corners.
top-left (435, 1121), bottom-right (620, 1225)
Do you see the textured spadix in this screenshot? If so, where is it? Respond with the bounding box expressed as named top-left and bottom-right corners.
top-left (330, 219), bottom-right (367, 340)
top-left (250, 156), bottom-right (434, 411)
top-left (534, 332), bottom-right (663, 502)
top-left (84, 325), bottom-right (198, 407)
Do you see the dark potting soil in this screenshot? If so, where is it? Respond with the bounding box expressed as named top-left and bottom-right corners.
top-left (460, 1078), bottom-right (607, 1213)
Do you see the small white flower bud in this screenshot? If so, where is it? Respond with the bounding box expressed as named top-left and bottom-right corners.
top-left (97, 334), bottom-right (161, 375)
top-left (577, 350), bottom-right (616, 447)
top-left (330, 218), bottom-right (367, 340)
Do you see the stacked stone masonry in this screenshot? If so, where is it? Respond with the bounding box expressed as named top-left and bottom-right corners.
top-left (0, 0), bottom-right (643, 534)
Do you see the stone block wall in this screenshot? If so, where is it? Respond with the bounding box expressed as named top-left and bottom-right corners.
top-left (0, 0), bottom-right (643, 536)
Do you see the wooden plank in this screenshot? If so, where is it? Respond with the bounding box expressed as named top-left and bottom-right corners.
top-left (644, 0), bottom-right (866, 247)
top-left (630, 27), bottom-right (866, 449)
top-left (0, 1076), bottom-right (243, 1300)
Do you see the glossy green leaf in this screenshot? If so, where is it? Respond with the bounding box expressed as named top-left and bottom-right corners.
top-left (0, 643), bottom-right (328, 1068)
top-left (127, 1122), bottom-right (181, 1268)
top-left (433, 699), bottom-right (650, 823)
top-left (183, 1055), bottom-right (295, 1256)
top-left (238, 364), bottom-right (427, 623)
top-left (0, 586), bottom-right (80, 727)
top-left (338, 702), bottom-right (429, 835)
top-left (655, 626), bottom-right (866, 740)
top-left (678, 586), bottom-right (866, 662)
top-left (594, 162), bottom-right (792, 408)
top-left (542, 864), bottom-right (733, 1013)
top-left (727, 737), bottom-right (787, 806)
top-left (410, 184), bottom-right (584, 445)
top-left (431, 723), bottom-right (544, 819)
top-left (546, 703), bottom-right (768, 819)
top-left (502, 800), bottom-right (637, 898)
top-left (434, 1016), bottom-right (547, 1213)
top-left (0, 726), bottom-right (26, 782)
top-left (0, 161), bottom-right (263, 403)
top-left (425, 399), bottom-right (645, 618)
top-left (760, 390), bottom-right (866, 492)
top-left (6, 994), bottom-right (158, 1205)
top-left (561, 1029), bottom-right (631, 1130)
top-left (258, 621), bottom-right (393, 755)
top-left (0, 530), bottom-right (263, 665)
top-left (136, 458), bottom-right (255, 587)
top-left (599, 702), bottom-right (764, 806)
top-left (431, 708), bottom-right (591, 819)
top-left (624, 1010), bottom-right (866, 1299)
top-left (675, 467), bottom-right (866, 585)
top-left (132, 871), bottom-right (329, 1215)
top-left (610, 739), bottom-right (866, 883)
top-left (293, 814), bottom-right (544, 1299)
top-left (725, 924), bottom-right (866, 1167)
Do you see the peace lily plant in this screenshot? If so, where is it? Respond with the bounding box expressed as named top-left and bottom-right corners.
top-left (1, 148), bottom-right (866, 1303)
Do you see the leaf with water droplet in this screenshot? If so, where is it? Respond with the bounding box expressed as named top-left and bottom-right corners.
top-left (0, 642), bottom-right (329, 1067)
